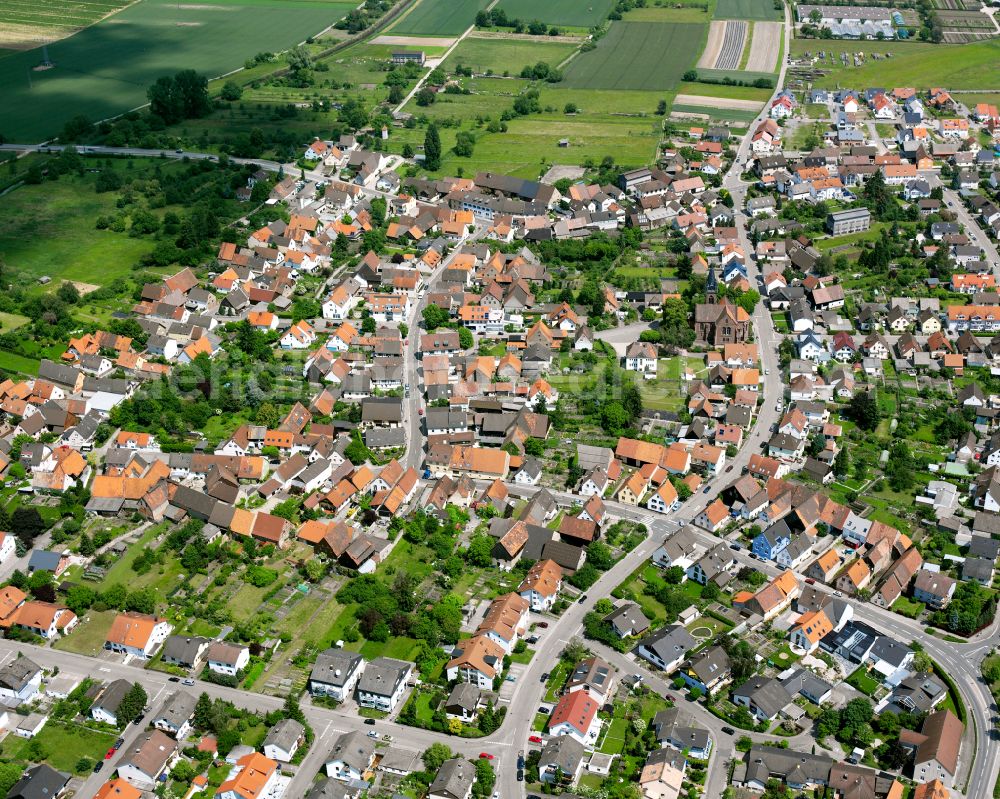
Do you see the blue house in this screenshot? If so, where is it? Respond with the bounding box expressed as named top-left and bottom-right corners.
top-left (751, 520), bottom-right (792, 561)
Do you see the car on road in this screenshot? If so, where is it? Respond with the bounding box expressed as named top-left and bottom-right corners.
top-left (805, 578), bottom-right (816, 585)
top-left (517, 770), bottom-right (524, 782)
top-left (579, 594), bottom-right (588, 602)
top-left (479, 753), bottom-right (495, 760)
top-left (748, 552), bottom-right (758, 560)
top-left (702, 485), bottom-right (711, 493)
top-left (730, 543), bottom-right (742, 551)
top-left (665, 694), bottom-right (675, 702)
top-left (168, 676), bottom-right (180, 682)
top-left (175, 149), bottom-right (183, 154)
top-left (105, 748), bottom-right (116, 760)
top-left (93, 761), bottom-right (104, 772)
top-left (539, 672), bottom-right (548, 682)
top-left (367, 731), bottom-right (379, 739)
top-left (418, 407), bottom-right (424, 416)
top-left (364, 718), bottom-right (376, 726)
top-left (775, 401), bottom-right (782, 411)
top-left (721, 726), bottom-right (735, 735)
top-left (182, 678), bottom-right (195, 686)
top-left (834, 590), bottom-right (843, 597)
top-left (529, 735), bottom-right (543, 744)
top-left (115, 738), bottom-right (125, 749)
top-left (725, 465), bottom-right (734, 472)
top-left (537, 622), bottom-right (548, 628)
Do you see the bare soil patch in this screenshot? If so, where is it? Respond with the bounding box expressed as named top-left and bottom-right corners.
top-left (674, 93), bottom-right (764, 110)
top-left (371, 34), bottom-right (456, 46)
top-left (745, 20), bottom-right (780, 72)
top-left (697, 20), bottom-right (725, 68)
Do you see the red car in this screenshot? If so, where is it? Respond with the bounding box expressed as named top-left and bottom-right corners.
top-left (479, 753), bottom-right (495, 760)
top-left (104, 748), bottom-right (116, 760)
top-left (804, 578), bottom-right (816, 585)
top-left (528, 735), bottom-right (543, 744)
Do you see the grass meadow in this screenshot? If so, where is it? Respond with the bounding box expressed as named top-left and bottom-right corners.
top-left (0, 0), bottom-right (357, 141)
top-left (562, 21), bottom-right (707, 91)
top-left (445, 37), bottom-right (580, 74)
top-left (792, 37), bottom-right (1000, 89)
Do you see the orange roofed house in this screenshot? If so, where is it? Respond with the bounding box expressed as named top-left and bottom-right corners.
top-left (216, 752), bottom-right (281, 799)
top-left (518, 559), bottom-right (562, 612)
top-left (105, 612), bottom-right (173, 659)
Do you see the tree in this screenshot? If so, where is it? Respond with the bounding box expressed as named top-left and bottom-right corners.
top-left (454, 131), bottom-right (476, 158)
top-left (847, 390), bottom-right (880, 431)
top-left (466, 534), bottom-right (494, 567)
top-left (660, 298), bottom-right (695, 352)
top-left (422, 304), bottom-right (450, 331)
top-left (194, 692), bottom-right (213, 729)
top-left (422, 743), bottom-right (454, 771)
top-left (600, 401), bottom-right (630, 434)
top-left (458, 327), bottom-right (474, 349)
top-left (834, 446), bottom-right (850, 477)
top-left (424, 123), bottom-right (442, 170)
top-left (117, 682), bottom-right (148, 726)
top-left (682, 69), bottom-right (697, 81)
top-left (220, 81), bottom-right (243, 101)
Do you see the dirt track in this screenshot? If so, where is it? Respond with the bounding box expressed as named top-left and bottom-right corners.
top-left (674, 93), bottom-right (765, 111)
top-left (746, 21), bottom-right (781, 72)
top-left (697, 21), bottom-right (725, 68)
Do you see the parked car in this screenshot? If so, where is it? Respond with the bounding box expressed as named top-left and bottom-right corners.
top-left (368, 731), bottom-right (379, 739)
top-left (93, 761), bottom-right (104, 773)
top-left (538, 622), bottom-right (549, 629)
top-left (702, 485), bottom-right (711, 494)
top-left (517, 770), bottom-right (524, 782)
top-left (730, 543), bottom-right (742, 551)
top-left (105, 749), bottom-right (116, 760)
top-left (364, 718), bottom-right (376, 726)
top-left (167, 676), bottom-right (180, 683)
top-left (805, 578), bottom-right (816, 585)
top-left (538, 706), bottom-right (549, 714)
top-left (182, 678), bottom-right (195, 686)
top-left (721, 726), bottom-right (735, 735)
top-left (528, 735), bottom-right (543, 744)
top-left (479, 753), bottom-right (495, 760)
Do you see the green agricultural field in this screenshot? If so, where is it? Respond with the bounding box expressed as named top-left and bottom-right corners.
top-left (694, 66), bottom-right (776, 82)
top-left (624, 4), bottom-right (710, 22)
top-left (714, 0), bottom-right (781, 20)
top-left (446, 37), bottom-right (579, 74)
top-left (390, 0), bottom-right (491, 35)
top-left (562, 21), bottom-right (706, 91)
top-left (0, 168), bottom-right (167, 287)
top-left (0, 0), bottom-right (358, 141)
top-left (798, 37), bottom-right (1000, 89)
top-left (495, 0), bottom-right (616, 27)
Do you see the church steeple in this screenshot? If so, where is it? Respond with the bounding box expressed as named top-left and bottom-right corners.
top-left (705, 264), bottom-right (718, 304)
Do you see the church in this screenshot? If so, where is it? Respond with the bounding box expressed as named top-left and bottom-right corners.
top-left (693, 266), bottom-right (751, 347)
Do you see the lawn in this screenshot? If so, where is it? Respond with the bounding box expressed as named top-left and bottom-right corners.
top-left (599, 715), bottom-right (628, 754)
top-left (797, 37), bottom-right (1000, 90)
top-left (0, 312), bottom-right (29, 332)
top-left (891, 595), bottom-right (925, 619)
top-left (445, 37), bottom-right (579, 75)
top-left (496, 0), bottom-right (615, 27)
top-left (846, 666), bottom-right (881, 696)
top-left (0, 0), bottom-right (359, 140)
top-left (562, 21), bottom-right (706, 91)
top-left (390, 0), bottom-right (492, 35)
top-left (714, 0), bottom-right (781, 20)
top-left (0, 169), bottom-right (168, 287)
top-left (94, 522), bottom-right (168, 591)
top-left (0, 350), bottom-right (41, 376)
top-left (54, 609), bottom-right (118, 656)
top-left (671, 104), bottom-right (761, 123)
top-left (0, 720), bottom-right (116, 773)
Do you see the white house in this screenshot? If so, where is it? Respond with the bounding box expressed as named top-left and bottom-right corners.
top-left (308, 648), bottom-right (365, 702)
top-left (262, 718), bottom-right (305, 763)
top-left (104, 612), bottom-right (173, 659)
top-left (206, 642), bottom-right (251, 676)
top-left (356, 657), bottom-right (412, 712)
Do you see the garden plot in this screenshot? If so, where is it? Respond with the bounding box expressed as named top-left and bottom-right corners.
top-left (0, 0), bottom-right (132, 48)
